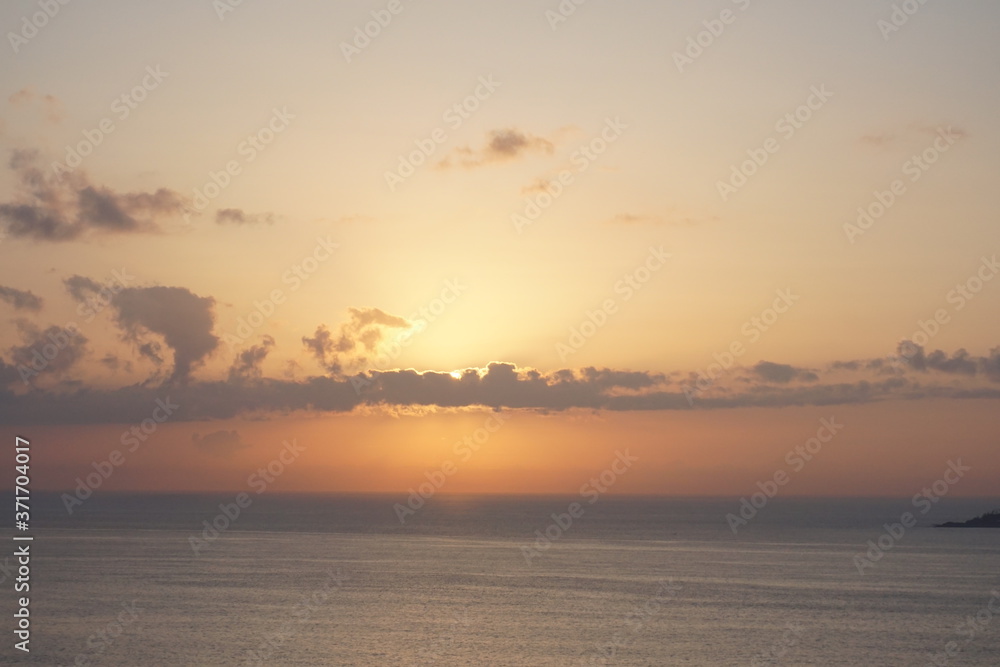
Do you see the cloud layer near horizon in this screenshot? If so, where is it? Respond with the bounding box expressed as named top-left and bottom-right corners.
top-left (2, 349), bottom-right (999, 425)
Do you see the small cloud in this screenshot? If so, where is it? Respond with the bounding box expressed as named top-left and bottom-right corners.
top-left (8, 88), bottom-right (35, 106)
top-left (41, 94), bottom-right (64, 123)
top-left (609, 213), bottom-right (654, 225)
top-left (914, 124), bottom-right (968, 140)
top-left (751, 361), bottom-right (819, 384)
top-left (192, 430), bottom-right (250, 457)
top-left (606, 212), bottom-right (719, 227)
top-left (895, 342), bottom-right (980, 376)
top-left (520, 178), bottom-right (556, 196)
top-left (859, 133), bottom-right (896, 148)
top-left (7, 322), bottom-right (88, 384)
top-left (438, 128), bottom-right (556, 170)
top-left (229, 336), bottom-right (275, 382)
top-left (215, 208), bottom-right (276, 226)
top-left (98, 353), bottom-right (132, 373)
top-left (0, 285), bottom-right (42, 311)
top-left (303, 308), bottom-right (410, 375)
top-left (8, 88), bottom-right (64, 123)
top-left (859, 124), bottom-right (968, 149)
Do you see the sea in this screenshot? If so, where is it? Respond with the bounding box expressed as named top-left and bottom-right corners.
top-left (7, 493), bottom-right (1000, 666)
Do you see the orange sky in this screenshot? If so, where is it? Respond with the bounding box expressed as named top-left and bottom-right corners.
top-left (1, 0), bottom-right (999, 497)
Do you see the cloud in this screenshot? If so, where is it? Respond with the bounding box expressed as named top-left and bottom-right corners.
top-left (8, 87), bottom-right (64, 123)
top-left (2, 350), bottom-right (998, 426)
top-left (112, 287), bottom-right (219, 384)
top-left (751, 361), bottom-right (819, 384)
top-left (578, 367), bottom-right (669, 391)
top-left (0, 150), bottom-right (186, 242)
top-left (520, 178), bottom-right (558, 196)
top-left (215, 208), bottom-right (276, 226)
top-left (136, 341), bottom-right (165, 368)
top-left (5, 321), bottom-right (88, 385)
top-left (7, 89), bottom-right (33, 106)
top-left (99, 353), bottom-right (131, 373)
top-left (859, 124), bottom-right (968, 149)
top-left (3, 338), bottom-right (1000, 424)
top-left (859, 133), bottom-right (896, 148)
top-left (66, 280), bottom-right (218, 384)
top-left (438, 128), bottom-right (555, 169)
top-left (896, 342), bottom-right (988, 377)
top-left (63, 275), bottom-right (103, 302)
top-left (192, 430), bottom-right (250, 457)
top-left (606, 212), bottom-right (719, 227)
top-left (0, 285), bottom-right (42, 311)
top-left (609, 213), bottom-right (657, 225)
top-left (984, 349), bottom-right (1000, 383)
top-left (303, 308), bottom-right (410, 375)
top-left (229, 336), bottom-right (275, 382)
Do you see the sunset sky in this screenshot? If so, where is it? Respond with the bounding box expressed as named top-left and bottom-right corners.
top-left (1, 0), bottom-right (998, 497)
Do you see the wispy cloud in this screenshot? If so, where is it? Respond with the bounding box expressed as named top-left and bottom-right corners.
top-left (437, 128), bottom-right (556, 169)
top-left (215, 208), bottom-right (276, 226)
top-left (303, 308), bottom-right (411, 375)
top-left (8, 87), bottom-right (64, 123)
top-left (0, 285), bottom-right (43, 311)
top-left (192, 430), bottom-right (251, 457)
top-left (0, 150), bottom-right (186, 242)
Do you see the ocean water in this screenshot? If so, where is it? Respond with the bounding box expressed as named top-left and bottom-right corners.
top-left (9, 494), bottom-right (1000, 666)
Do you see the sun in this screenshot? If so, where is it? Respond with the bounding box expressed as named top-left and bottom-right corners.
top-left (449, 370), bottom-right (463, 380)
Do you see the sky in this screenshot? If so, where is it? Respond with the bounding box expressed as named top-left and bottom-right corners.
top-left (0, 0), bottom-right (998, 497)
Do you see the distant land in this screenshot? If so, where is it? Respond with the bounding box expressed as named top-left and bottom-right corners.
top-left (936, 510), bottom-right (1000, 528)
